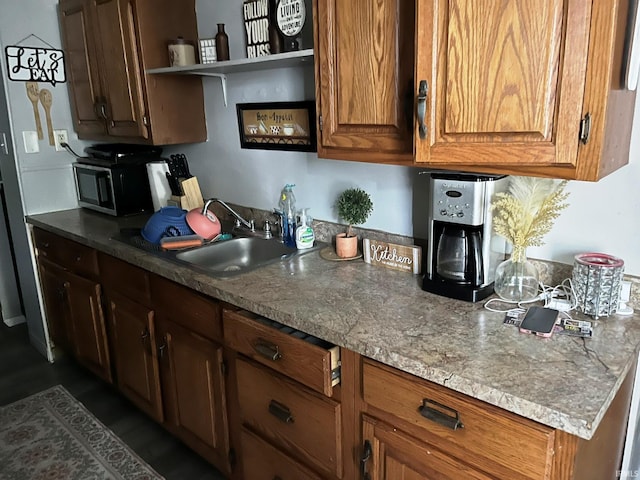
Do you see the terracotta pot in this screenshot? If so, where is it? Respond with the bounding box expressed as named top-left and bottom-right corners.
top-left (336, 233), bottom-right (358, 258)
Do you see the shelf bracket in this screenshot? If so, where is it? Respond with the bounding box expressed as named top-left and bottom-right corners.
top-left (187, 72), bottom-right (228, 107)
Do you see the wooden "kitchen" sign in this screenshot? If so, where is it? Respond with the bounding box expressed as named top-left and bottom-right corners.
top-left (363, 239), bottom-right (422, 274)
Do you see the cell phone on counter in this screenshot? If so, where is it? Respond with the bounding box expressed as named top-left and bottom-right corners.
top-left (519, 307), bottom-right (560, 338)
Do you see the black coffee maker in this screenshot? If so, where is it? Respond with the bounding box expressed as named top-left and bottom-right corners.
top-left (422, 173), bottom-right (509, 302)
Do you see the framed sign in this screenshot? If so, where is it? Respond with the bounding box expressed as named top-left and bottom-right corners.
top-left (275, 0), bottom-right (309, 51)
top-left (236, 101), bottom-right (316, 152)
top-left (363, 239), bottom-right (422, 274)
top-left (243, 0), bottom-right (271, 58)
top-left (5, 46), bottom-right (65, 85)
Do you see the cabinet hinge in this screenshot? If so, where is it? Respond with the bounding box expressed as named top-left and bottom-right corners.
top-left (319, 114), bottom-right (323, 132)
top-left (579, 112), bottom-right (591, 145)
top-left (143, 115), bottom-right (149, 126)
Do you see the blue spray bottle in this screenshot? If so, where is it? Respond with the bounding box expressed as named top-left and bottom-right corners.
top-left (278, 184), bottom-right (297, 247)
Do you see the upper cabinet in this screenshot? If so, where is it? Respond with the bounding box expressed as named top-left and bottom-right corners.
top-left (414, 0), bottom-right (636, 181)
top-left (314, 0), bottom-right (416, 164)
top-left (314, 0), bottom-right (635, 180)
top-left (58, 0), bottom-right (207, 145)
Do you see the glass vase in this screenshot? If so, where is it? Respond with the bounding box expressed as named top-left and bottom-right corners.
top-left (494, 246), bottom-right (540, 302)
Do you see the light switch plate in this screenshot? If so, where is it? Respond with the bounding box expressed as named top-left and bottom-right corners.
top-left (22, 131), bottom-right (39, 153)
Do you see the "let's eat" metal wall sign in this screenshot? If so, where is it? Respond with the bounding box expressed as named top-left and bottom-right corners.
top-left (5, 46), bottom-right (66, 85)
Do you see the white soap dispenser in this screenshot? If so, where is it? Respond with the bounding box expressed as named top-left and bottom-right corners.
top-left (295, 208), bottom-right (315, 249)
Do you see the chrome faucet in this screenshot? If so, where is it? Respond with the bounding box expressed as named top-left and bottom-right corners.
top-left (203, 198), bottom-right (272, 239)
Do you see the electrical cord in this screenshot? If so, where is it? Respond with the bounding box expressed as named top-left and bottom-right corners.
top-left (484, 278), bottom-right (577, 315)
top-left (60, 142), bottom-right (81, 158)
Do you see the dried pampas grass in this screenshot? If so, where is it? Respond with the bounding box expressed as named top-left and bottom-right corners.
top-left (491, 176), bottom-right (569, 261)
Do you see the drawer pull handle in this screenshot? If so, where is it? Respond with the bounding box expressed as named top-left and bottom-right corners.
top-left (417, 79), bottom-right (429, 139)
top-left (254, 339), bottom-right (282, 361)
top-left (158, 336), bottom-right (167, 359)
top-left (268, 400), bottom-right (294, 424)
top-left (418, 398), bottom-right (464, 430)
top-left (361, 440), bottom-right (372, 480)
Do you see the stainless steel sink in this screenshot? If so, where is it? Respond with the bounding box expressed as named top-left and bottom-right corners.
top-left (175, 237), bottom-right (298, 274)
top-left (112, 229), bottom-right (321, 277)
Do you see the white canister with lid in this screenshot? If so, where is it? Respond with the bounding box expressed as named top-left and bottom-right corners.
top-left (168, 37), bottom-right (196, 66)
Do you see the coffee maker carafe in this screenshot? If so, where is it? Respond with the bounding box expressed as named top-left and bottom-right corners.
top-left (423, 173), bottom-right (508, 302)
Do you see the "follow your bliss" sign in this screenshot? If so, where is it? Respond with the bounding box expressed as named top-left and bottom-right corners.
top-left (243, 0), bottom-right (271, 58)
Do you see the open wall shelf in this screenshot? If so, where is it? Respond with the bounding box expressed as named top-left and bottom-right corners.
top-left (146, 49), bottom-right (313, 107)
top-left (146, 49), bottom-right (314, 76)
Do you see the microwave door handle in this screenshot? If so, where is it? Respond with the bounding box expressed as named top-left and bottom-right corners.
top-left (97, 171), bottom-right (112, 206)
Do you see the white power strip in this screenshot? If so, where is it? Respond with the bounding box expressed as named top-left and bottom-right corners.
top-left (548, 298), bottom-right (572, 312)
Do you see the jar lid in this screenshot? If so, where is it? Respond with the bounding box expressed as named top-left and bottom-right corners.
top-left (574, 252), bottom-right (624, 268)
top-left (169, 36), bottom-right (191, 46)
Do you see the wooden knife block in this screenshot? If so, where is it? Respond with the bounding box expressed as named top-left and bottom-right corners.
top-left (168, 177), bottom-right (204, 211)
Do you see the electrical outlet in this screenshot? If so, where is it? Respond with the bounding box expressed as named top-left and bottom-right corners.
top-left (53, 129), bottom-right (68, 152)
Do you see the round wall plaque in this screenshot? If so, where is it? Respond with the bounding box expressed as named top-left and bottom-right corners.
top-left (276, 0), bottom-right (306, 37)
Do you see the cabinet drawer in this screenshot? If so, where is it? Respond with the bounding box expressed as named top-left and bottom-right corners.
top-left (33, 227), bottom-right (98, 278)
top-left (98, 253), bottom-right (151, 305)
top-left (236, 358), bottom-right (342, 478)
top-left (223, 309), bottom-right (340, 396)
top-left (149, 275), bottom-right (222, 342)
top-left (240, 427), bottom-right (323, 480)
top-left (362, 359), bottom-right (555, 480)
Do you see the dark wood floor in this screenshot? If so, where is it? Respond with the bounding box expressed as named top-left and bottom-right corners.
top-left (0, 321), bottom-right (225, 480)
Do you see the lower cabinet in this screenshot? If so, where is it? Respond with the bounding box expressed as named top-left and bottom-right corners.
top-left (38, 257), bottom-right (73, 352)
top-left (34, 228), bottom-right (111, 383)
top-left (149, 274), bottom-right (231, 475)
top-left (223, 308), bottom-right (344, 479)
top-left (361, 358), bottom-right (555, 480)
top-left (240, 427), bottom-right (323, 480)
top-left (155, 315), bottom-right (230, 472)
top-left (63, 268), bottom-right (111, 382)
top-left (361, 415), bottom-right (493, 480)
top-left (99, 253), bottom-right (232, 476)
top-left (107, 290), bottom-right (163, 422)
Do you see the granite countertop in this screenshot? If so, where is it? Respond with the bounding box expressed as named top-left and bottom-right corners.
top-left (27, 208), bottom-right (640, 440)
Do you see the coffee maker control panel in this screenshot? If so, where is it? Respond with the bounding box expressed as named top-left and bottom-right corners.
top-left (431, 177), bottom-right (488, 226)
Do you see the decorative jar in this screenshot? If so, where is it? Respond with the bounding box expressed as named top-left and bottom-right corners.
top-left (215, 24), bottom-right (229, 61)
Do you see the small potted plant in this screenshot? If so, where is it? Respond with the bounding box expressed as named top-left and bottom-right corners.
top-left (335, 187), bottom-right (373, 258)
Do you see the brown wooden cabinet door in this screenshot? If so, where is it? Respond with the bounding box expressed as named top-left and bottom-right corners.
top-left (38, 259), bottom-right (73, 352)
top-left (58, 0), bottom-right (107, 137)
top-left (315, 0), bottom-right (415, 163)
top-left (107, 290), bottom-right (163, 422)
top-left (157, 316), bottom-right (231, 475)
top-left (415, 0), bottom-right (590, 173)
top-left (362, 415), bottom-right (493, 480)
top-left (64, 269), bottom-right (112, 383)
top-left (92, 0), bottom-right (148, 139)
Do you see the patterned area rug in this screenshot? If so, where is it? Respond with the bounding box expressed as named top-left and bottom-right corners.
top-left (0, 385), bottom-right (164, 480)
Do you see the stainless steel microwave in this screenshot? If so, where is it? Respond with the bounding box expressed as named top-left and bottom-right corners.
top-left (73, 162), bottom-right (153, 216)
